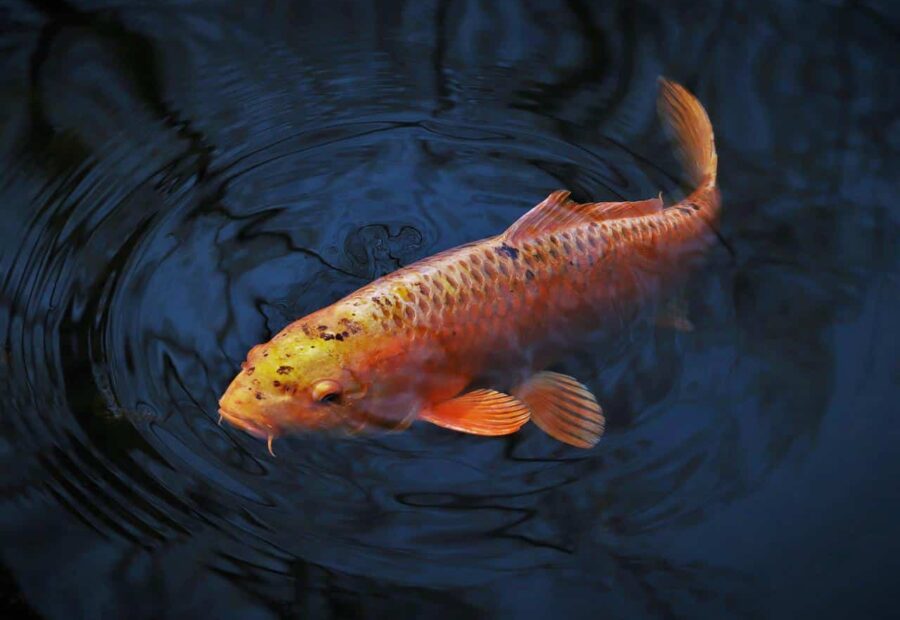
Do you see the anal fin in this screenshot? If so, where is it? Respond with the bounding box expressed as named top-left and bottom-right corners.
top-left (655, 291), bottom-right (694, 332)
top-left (513, 372), bottom-right (605, 448)
top-left (419, 389), bottom-right (531, 436)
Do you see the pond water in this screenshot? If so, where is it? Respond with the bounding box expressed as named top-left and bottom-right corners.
top-left (0, 1), bottom-right (898, 618)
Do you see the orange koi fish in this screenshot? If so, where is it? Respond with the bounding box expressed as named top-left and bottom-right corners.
top-left (219, 79), bottom-right (719, 453)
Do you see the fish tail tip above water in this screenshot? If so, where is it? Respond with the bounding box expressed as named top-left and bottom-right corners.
top-left (657, 77), bottom-right (718, 189)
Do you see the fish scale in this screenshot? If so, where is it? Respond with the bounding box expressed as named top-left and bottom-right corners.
top-left (355, 204), bottom-right (707, 369)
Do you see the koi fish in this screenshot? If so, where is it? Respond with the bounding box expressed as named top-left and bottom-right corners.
top-left (219, 79), bottom-right (719, 453)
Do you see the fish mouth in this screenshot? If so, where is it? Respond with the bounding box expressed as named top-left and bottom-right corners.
top-left (218, 408), bottom-right (273, 441)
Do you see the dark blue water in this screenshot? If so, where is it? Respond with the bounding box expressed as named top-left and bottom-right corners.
top-left (1, 1), bottom-right (898, 618)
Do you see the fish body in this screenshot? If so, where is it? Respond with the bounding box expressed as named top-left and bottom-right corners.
top-left (219, 79), bottom-right (720, 450)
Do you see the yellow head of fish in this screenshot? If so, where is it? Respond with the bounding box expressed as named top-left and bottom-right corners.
top-left (217, 303), bottom-right (432, 450)
top-left (217, 314), bottom-right (377, 448)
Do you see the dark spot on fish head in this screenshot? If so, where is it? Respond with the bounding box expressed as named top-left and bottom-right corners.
top-left (339, 318), bottom-right (363, 334)
top-left (277, 365), bottom-right (293, 375)
top-left (255, 392), bottom-right (264, 400)
top-left (525, 269), bottom-right (535, 280)
top-left (497, 244), bottom-right (519, 260)
top-left (341, 331), bottom-right (349, 338)
top-left (273, 380), bottom-right (281, 387)
top-left (322, 333), bottom-right (335, 340)
top-left (318, 325), bottom-right (328, 331)
top-left (335, 333), bottom-right (344, 341)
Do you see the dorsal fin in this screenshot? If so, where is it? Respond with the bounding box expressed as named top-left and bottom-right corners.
top-left (585, 197), bottom-right (664, 221)
top-left (503, 190), bottom-right (576, 244)
top-left (504, 190), bottom-right (663, 244)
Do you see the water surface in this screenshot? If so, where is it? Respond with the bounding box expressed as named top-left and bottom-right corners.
top-left (0, 1), bottom-right (898, 618)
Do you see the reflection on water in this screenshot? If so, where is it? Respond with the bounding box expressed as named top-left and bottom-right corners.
top-left (1, 1), bottom-right (897, 618)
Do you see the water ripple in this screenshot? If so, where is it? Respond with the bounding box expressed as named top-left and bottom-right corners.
top-left (0, 0), bottom-right (896, 618)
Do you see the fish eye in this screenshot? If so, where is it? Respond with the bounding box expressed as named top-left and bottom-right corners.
top-left (312, 380), bottom-right (342, 404)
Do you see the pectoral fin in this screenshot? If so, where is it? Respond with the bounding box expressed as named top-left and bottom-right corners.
top-left (419, 389), bottom-right (531, 436)
top-left (513, 372), bottom-right (605, 448)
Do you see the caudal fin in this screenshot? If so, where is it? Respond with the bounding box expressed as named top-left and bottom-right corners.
top-left (658, 78), bottom-right (717, 190)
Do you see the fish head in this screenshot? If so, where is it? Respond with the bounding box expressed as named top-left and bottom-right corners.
top-left (218, 321), bottom-right (374, 441)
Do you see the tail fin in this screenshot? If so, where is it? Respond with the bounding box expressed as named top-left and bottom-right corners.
top-left (657, 78), bottom-right (717, 189)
